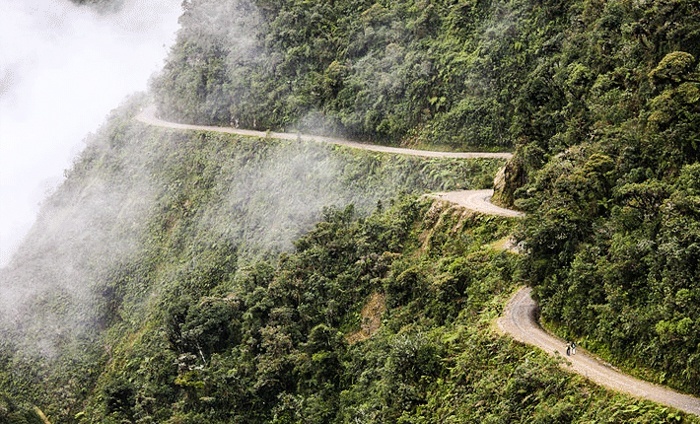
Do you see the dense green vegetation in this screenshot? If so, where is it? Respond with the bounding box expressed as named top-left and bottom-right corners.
top-left (4, 0), bottom-right (700, 421)
top-left (0, 394), bottom-right (44, 424)
top-left (2, 98), bottom-right (695, 422)
top-left (152, 0), bottom-right (574, 149)
top-left (153, 0), bottom-right (700, 400)
top-left (508, 1), bottom-right (700, 397)
top-left (63, 200), bottom-right (695, 423)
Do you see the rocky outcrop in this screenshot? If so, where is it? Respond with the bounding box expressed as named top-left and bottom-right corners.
top-left (491, 156), bottom-right (526, 208)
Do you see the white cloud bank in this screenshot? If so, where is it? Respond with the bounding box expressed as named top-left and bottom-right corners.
top-left (0, 0), bottom-right (181, 267)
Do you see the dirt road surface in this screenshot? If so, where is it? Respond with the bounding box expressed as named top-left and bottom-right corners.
top-left (497, 287), bottom-right (700, 417)
top-left (428, 189), bottom-right (525, 217)
top-left (136, 106), bottom-right (513, 160)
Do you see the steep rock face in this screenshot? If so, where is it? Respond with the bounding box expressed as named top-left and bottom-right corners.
top-left (491, 158), bottom-right (525, 208)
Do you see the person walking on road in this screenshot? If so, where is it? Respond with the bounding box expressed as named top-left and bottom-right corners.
top-left (571, 341), bottom-right (577, 355)
top-left (566, 342), bottom-right (571, 356)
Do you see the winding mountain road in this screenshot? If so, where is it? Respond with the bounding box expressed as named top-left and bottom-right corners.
top-left (497, 287), bottom-right (700, 416)
top-left (136, 107), bottom-right (512, 159)
top-left (135, 104), bottom-right (700, 417)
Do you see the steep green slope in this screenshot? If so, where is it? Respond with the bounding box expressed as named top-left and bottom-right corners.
top-left (508, 1), bottom-right (700, 397)
top-left (0, 97), bottom-right (496, 423)
top-left (151, 0), bottom-right (700, 399)
top-left (151, 0), bottom-right (699, 154)
top-left (4, 0), bottom-right (700, 420)
top-left (151, 0), bottom-right (574, 150)
top-left (2, 97), bottom-right (694, 422)
top-left (0, 394), bottom-right (44, 424)
top-left (74, 198), bottom-right (692, 423)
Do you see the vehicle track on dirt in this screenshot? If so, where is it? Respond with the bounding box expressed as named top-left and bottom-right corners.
top-left (136, 104), bottom-right (700, 417)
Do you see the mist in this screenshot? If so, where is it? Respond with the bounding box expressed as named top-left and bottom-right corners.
top-left (0, 0), bottom-right (181, 267)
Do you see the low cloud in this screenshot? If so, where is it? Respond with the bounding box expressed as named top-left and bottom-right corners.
top-left (0, 0), bottom-right (181, 267)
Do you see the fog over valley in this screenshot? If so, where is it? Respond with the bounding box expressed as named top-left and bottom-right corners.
top-left (0, 0), bottom-right (180, 267)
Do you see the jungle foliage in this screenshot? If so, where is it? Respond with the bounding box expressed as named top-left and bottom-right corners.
top-left (1, 99), bottom-right (692, 422)
top-left (508, 0), bottom-right (700, 397)
top-left (69, 198), bottom-right (690, 423)
top-left (4, 0), bottom-right (700, 421)
top-left (152, 0), bottom-right (700, 400)
top-left (151, 0), bottom-right (577, 149)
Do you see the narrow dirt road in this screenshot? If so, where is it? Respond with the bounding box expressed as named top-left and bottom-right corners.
top-left (428, 189), bottom-right (524, 218)
top-left (136, 106), bottom-right (513, 160)
top-left (497, 287), bottom-right (700, 417)
top-left (135, 104), bottom-right (700, 416)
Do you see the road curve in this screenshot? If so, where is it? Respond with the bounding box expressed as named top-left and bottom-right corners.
top-left (136, 104), bottom-right (700, 416)
top-left (135, 106), bottom-right (512, 160)
top-left (497, 287), bottom-right (700, 417)
top-left (428, 189), bottom-right (525, 218)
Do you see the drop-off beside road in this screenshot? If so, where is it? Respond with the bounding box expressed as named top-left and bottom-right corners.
top-left (137, 104), bottom-right (700, 417)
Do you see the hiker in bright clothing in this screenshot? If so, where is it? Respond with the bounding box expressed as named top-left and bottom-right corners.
top-left (571, 341), bottom-right (577, 355)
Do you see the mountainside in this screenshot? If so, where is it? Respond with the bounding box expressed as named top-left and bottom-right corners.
top-left (153, 0), bottom-right (700, 398)
top-left (151, 0), bottom-right (699, 152)
top-left (0, 97), bottom-right (501, 422)
top-left (3, 0), bottom-right (700, 422)
top-left (151, 0), bottom-right (569, 149)
top-left (1, 99), bottom-right (689, 422)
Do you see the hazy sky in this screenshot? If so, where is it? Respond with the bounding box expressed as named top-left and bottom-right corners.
top-left (0, 0), bottom-right (181, 267)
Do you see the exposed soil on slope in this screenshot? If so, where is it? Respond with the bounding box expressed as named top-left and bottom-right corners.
top-left (346, 292), bottom-right (386, 344)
